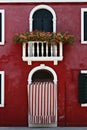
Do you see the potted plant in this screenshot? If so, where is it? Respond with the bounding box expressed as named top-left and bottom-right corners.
top-left (13, 30), bottom-right (74, 45)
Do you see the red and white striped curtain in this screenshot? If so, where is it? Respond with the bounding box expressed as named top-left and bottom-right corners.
top-left (28, 82), bottom-right (57, 125)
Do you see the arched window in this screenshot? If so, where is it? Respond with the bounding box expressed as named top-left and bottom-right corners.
top-left (32, 69), bottom-right (54, 82)
top-left (33, 9), bottom-right (53, 32)
top-left (29, 5), bottom-right (56, 32)
top-left (28, 64), bottom-right (57, 84)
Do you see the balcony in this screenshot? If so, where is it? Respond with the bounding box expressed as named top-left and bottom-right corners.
top-left (22, 41), bottom-right (63, 65)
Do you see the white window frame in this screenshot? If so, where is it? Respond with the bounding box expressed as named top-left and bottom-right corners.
top-left (29, 4), bottom-right (56, 32)
top-left (0, 71), bottom-right (5, 107)
top-left (0, 10), bottom-right (5, 45)
top-left (80, 70), bottom-right (87, 107)
top-left (81, 8), bottom-right (87, 44)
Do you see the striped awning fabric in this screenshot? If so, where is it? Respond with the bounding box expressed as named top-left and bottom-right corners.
top-left (28, 81), bottom-right (57, 126)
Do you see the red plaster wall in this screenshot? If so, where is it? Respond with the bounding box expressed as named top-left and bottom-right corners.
top-left (0, 3), bottom-right (87, 126)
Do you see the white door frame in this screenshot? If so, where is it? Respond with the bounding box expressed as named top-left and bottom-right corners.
top-left (27, 64), bottom-right (58, 127)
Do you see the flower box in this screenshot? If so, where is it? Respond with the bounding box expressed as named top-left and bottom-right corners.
top-left (13, 30), bottom-right (74, 65)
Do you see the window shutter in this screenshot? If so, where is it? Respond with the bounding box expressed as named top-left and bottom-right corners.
top-left (0, 74), bottom-right (1, 104)
top-left (0, 13), bottom-right (2, 42)
top-left (43, 18), bottom-right (53, 32)
top-left (33, 18), bottom-right (42, 31)
top-left (33, 9), bottom-right (53, 32)
top-left (84, 12), bottom-right (87, 41)
top-left (78, 73), bottom-right (87, 103)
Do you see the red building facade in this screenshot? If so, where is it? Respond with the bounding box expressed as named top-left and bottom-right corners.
top-left (0, 0), bottom-right (87, 127)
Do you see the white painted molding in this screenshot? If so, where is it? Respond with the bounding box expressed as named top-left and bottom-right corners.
top-left (81, 8), bottom-right (87, 44)
top-left (29, 4), bottom-right (56, 32)
top-left (28, 64), bottom-right (57, 84)
top-left (0, 0), bottom-right (87, 3)
top-left (81, 104), bottom-right (87, 107)
top-left (81, 70), bottom-right (87, 74)
top-left (80, 70), bottom-right (87, 107)
top-left (0, 71), bottom-right (5, 107)
top-left (0, 10), bottom-right (5, 45)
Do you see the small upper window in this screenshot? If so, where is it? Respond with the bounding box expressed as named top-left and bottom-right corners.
top-left (0, 10), bottom-right (5, 45)
top-left (81, 8), bottom-right (87, 44)
top-left (29, 5), bottom-right (56, 32)
top-left (33, 9), bottom-right (53, 32)
top-left (0, 71), bottom-right (5, 107)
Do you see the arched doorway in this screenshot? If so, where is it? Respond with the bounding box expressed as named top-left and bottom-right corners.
top-left (28, 64), bottom-right (57, 127)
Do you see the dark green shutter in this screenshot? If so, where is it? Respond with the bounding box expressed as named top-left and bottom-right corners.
top-left (33, 18), bottom-right (42, 31)
top-left (33, 9), bottom-right (53, 32)
top-left (84, 12), bottom-right (87, 41)
top-left (78, 73), bottom-right (87, 103)
top-left (0, 74), bottom-right (1, 104)
top-left (0, 13), bottom-right (2, 42)
top-left (43, 18), bottom-right (53, 32)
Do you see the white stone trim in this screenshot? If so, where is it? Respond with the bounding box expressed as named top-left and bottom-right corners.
top-left (81, 104), bottom-right (87, 107)
top-left (0, 0), bottom-right (87, 3)
top-left (28, 64), bottom-right (57, 84)
top-left (81, 8), bottom-right (87, 44)
top-left (23, 56), bottom-right (63, 65)
top-left (0, 10), bottom-right (5, 45)
top-left (0, 71), bottom-right (5, 107)
top-left (29, 4), bottom-right (56, 32)
top-left (22, 41), bottom-right (63, 65)
top-left (81, 70), bottom-right (87, 73)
